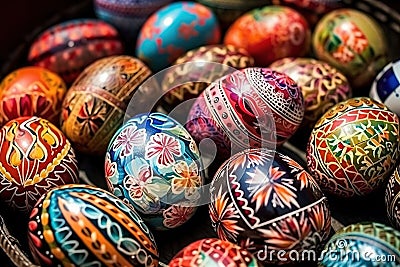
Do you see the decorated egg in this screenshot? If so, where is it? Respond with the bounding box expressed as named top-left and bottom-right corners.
top-left (60, 55), bottom-right (152, 155)
top-left (169, 238), bottom-right (259, 266)
top-left (312, 9), bottom-right (388, 89)
top-left (94, 0), bottom-right (172, 45)
top-left (28, 19), bottom-right (124, 84)
top-left (307, 97), bottom-right (400, 198)
top-left (370, 59), bottom-right (400, 116)
top-left (385, 165), bottom-right (400, 230)
top-left (209, 149), bottom-right (331, 265)
top-left (319, 222), bottom-right (400, 266)
top-left (0, 66), bottom-right (67, 126)
top-left (161, 44), bottom-right (255, 111)
top-left (106, 112), bottom-right (204, 231)
top-left (28, 184), bottom-right (159, 267)
top-left (186, 67), bottom-right (304, 162)
top-left (0, 116), bottom-right (79, 213)
top-left (196, 0), bottom-right (271, 30)
top-left (270, 57), bottom-right (352, 129)
top-left (224, 5), bottom-right (311, 67)
top-left (136, 1), bottom-right (221, 72)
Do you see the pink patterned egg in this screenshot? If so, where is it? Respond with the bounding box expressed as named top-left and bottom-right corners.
top-left (186, 67), bottom-right (304, 161)
top-left (209, 149), bottom-right (331, 265)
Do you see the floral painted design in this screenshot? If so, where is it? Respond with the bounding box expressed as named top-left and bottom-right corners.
top-left (171, 161), bottom-right (202, 200)
top-left (105, 152), bottom-right (118, 192)
top-left (163, 205), bottom-right (196, 228)
top-left (112, 125), bottom-right (146, 157)
top-left (209, 186), bottom-right (244, 242)
top-left (77, 98), bottom-right (107, 137)
top-left (145, 133), bottom-right (182, 167)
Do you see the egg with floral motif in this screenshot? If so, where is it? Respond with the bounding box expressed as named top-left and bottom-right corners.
top-left (312, 9), bottom-right (388, 88)
top-left (136, 1), bottom-right (221, 72)
top-left (209, 148), bottom-right (331, 265)
top-left (0, 116), bottom-right (79, 213)
top-left (106, 112), bottom-right (204, 231)
top-left (169, 238), bottom-right (259, 266)
top-left (385, 165), bottom-right (400, 230)
top-left (307, 97), bottom-right (400, 198)
top-left (28, 184), bottom-right (159, 267)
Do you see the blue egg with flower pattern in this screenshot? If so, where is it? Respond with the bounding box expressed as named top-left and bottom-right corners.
top-left (105, 112), bottom-right (204, 231)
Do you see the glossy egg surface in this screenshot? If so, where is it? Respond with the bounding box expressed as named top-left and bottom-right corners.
top-left (386, 165), bottom-right (400, 230)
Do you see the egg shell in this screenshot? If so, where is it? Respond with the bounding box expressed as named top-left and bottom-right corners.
top-left (0, 116), bottom-right (79, 213)
top-left (319, 222), bottom-right (400, 266)
top-left (312, 9), bottom-right (388, 89)
top-left (370, 59), bottom-right (400, 116)
top-left (186, 67), bottom-right (304, 162)
top-left (224, 5), bottom-right (311, 67)
top-left (270, 57), bottom-right (352, 129)
top-left (136, 1), bottom-right (221, 72)
top-left (169, 238), bottom-right (259, 266)
top-left (106, 112), bottom-right (204, 231)
top-left (28, 19), bottom-right (124, 84)
top-left (60, 55), bottom-right (152, 155)
top-left (94, 0), bottom-right (172, 43)
top-left (307, 97), bottom-right (400, 198)
top-left (27, 184), bottom-right (159, 267)
top-left (385, 165), bottom-right (400, 230)
top-left (0, 66), bottom-right (67, 127)
top-left (161, 44), bottom-right (255, 111)
top-left (209, 149), bottom-right (331, 265)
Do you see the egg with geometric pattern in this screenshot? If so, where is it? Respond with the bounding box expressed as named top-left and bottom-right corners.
top-left (28, 184), bottom-right (159, 267)
top-left (370, 59), bottom-right (400, 116)
top-left (307, 97), bottom-right (400, 198)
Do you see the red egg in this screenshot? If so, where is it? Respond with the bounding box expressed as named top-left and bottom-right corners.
top-left (0, 116), bottom-right (79, 213)
top-left (224, 5), bottom-right (311, 66)
top-left (0, 66), bottom-right (67, 127)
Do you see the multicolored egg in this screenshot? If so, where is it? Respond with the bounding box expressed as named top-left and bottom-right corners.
top-left (386, 165), bottom-right (400, 230)
top-left (106, 112), bottom-right (204, 231)
top-left (136, 1), bottom-right (221, 72)
top-left (161, 44), bottom-right (255, 111)
top-left (224, 5), bottom-right (311, 67)
top-left (169, 238), bottom-right (259, 267)
top-left (370, 60), bottom-right (400, 116)
top-left (0, 116), bottom-right (78, 213)
top-left (319, 222), bottom-right (400, 267)
top-left (312, 9), bottom-right (388, 88)
top-left (60, 55), bottom-right (152, 155)
top-left (28, 184), bottom-right (159, 267)
top-left (307, 97), bottom-right (400, 198)
top-left (270, 57), bottom-right (352, 129)
top-left (28, 19), bottom-right (124, 84)
top-left (186, 67), bottom-right (304, 161)
top-left (0, 66), bottom-right (67, 127)
top-left (94, 0), bottom-right (172, 44)
top-left (209, 149), bottom-right (331, 265)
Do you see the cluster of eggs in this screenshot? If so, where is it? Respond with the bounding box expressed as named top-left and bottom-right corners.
top-left (0, 0), bottom-right (399, 266)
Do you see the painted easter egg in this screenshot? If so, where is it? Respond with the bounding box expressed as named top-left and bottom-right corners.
top-left (209, 148), bottom-right (331, 265)
top-left (307, 97), bottom-right (400, 198)
top-left (319, 222), bottom-right (400, 266)
top-left (94, 0), bottom-right (172, 44)
top-left (186, 67), bottom-right (303, 162)
top-left (224, 5), bottom-right (311, 67)
top-left (312, 9), bottom-right (388, 88)
top-left (370, 60), bottom-right (400, 116)
top-left (169, 238), bottom-right (259, 267)
top-left (386, 165), bottom-right (400, 230)
top-left (0, 116), bottom-right (79, 213)
top-left (28, 184), bottom-right (159, 267)
top-left (0, 66), bottom-right (67, 127)
top-left (196, 0), bottom-right (271, 30)
top-left (106, 112), bottom-right (204, 231)
top-left (270, 57), bottom-right (352, 129)
top-left (60, 55), bottom-right (152, 155)
top-left (136, 1), bottom-right (221, 72)
top-left (161, 44), bottom-right (255, 112)
top-left (28, 19), bottom-right (124, 84)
